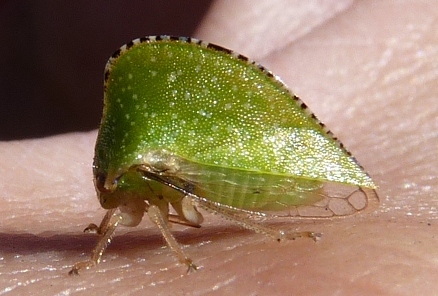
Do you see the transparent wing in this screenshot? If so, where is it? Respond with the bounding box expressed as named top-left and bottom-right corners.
top-left (139, 161), bottom-right (379, 220)
top-left (189, 177), bottom-right (379, 219)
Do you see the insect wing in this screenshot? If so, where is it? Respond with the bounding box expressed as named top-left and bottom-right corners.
top-left (158, 160), bottom-right (379, 218)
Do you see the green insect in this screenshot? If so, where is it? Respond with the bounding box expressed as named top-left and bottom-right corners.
top-left (69, 35), bottom-right (379, 275)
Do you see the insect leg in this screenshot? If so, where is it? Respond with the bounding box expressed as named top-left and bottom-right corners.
top-left (193, 197), bottom-right (321, 242)
top-left (82, 208), bottom-right (117, 234)
top-left (69, 208), bottom-right (122, 275)
top-left (147, 204), bottom-right (198, 272)
top-left (167, 214), bottom-right (202, 228)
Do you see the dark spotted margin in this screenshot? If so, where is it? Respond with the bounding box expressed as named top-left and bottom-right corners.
top-left (103, 35), bottom-right (366, 171)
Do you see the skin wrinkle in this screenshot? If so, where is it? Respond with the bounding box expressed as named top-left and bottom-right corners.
top-left (0, 1), bottom-right (437, 295)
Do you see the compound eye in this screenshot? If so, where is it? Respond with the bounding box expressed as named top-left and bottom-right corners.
top-left (94, 173), bottom-right (112, 193)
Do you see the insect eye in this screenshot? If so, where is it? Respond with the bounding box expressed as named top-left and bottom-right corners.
top-left (94, 173), bottom-right (111, 193)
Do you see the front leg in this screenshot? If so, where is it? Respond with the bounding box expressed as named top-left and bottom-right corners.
top-left (69, 209), bottom-right (121, 275)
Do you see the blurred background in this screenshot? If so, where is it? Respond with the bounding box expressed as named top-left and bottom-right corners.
top-left (0, 1), bottom-right (212, 140)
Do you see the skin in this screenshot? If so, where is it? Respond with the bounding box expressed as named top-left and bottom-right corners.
top-left (1, 0), bottom-right (437, 294)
